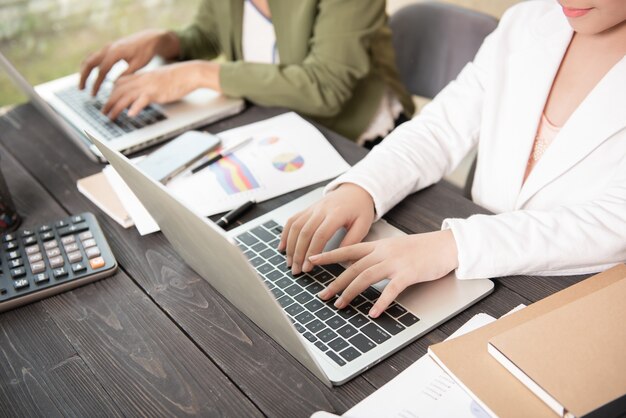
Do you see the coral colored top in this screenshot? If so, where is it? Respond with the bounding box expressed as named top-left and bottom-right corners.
top-left (524, 113), bottom-right (562, 182)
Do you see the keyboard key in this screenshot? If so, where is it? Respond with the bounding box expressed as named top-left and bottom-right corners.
top-left (40, 231), bottom-right (55, 241)
top-left (3, 241), bottom-right (18, 251)
top-left (362, 287), bottom-right (381, 301)
top-left (294, 323), bottom-right (306, 334)
top-left (53, 267), bottom-right (69, 279)
top-left (285, 303), bottom-right (304, 317)
top-left (350, 295), bottom-right (366, 307)
top-left (372, 313), bottom-right (405, 335)
top-left (43, 240), bottom-right (58, 250)
top-left (67, 251), bottom-right (83, 263)
top-left (324, 264), bottom-right (345, 276)
top-left (259, 249), bottom-right (276, 259)
top-left (314, 341), bottom-right (328, 352)
top-left (268, 255), bottom-right (284, 266)
top-left (256, 263), bottom-right (274, 275)
top-left (8, 259), bottom-right (23, 269)
top-left (398, 312), bottom-right (420, 327)
top-left (325, 316), bottom-right (346, 330)
top-left (11, 267), bottom-right (26, 279)
top-left (81, 238), bottom-right (97, 249)
top-left (316, 328), bottom-right (338, 343)
top-left (268, 239), bottom-right (280, 249)
top-left (349, 334), bottom-right (376, 353)
top-left (304, 299), bottom-right (324, 312)
top-left (266, 270), bottom-right (283, 282)
top-left (284, 284), bottom-right (303, 297)
top-left (78, 231), bottom-right (93, 241)
top-left (7, 250), bottom-right (20, 260)
top-left (61, 235), bottom-right (76, 245)
top-left (314, 307), bottom-right (334, 321)
top-left (49, 256), bottom-right (64, 268)
top-left (325, 351), bottom-right (346, 366)
top-left (295, 311), bottom-right (314, 325)
top-left (71, 262), bottom-right (87, 274)
top-left (20, 229), bottom-right (35, 238)
top-left (249, 257), bottom-right (264, 268)
top-left (23, 236), bottom-right (37, 246)
top-left (306, 282), bottom-right (324, 295)
top-left (275, 277), bottom-right (292, 289)
top-left (328, 338), bottom-right (349, 352)
top-left (276, 263), bottom-right (290, 273)
top-left (2, 233), bottom-right (16, 242)
top-left (314, 271), bottom-right (334, 284)
top-left (251, 242), bottom-right (267, 253)
top-left (262, 220), bottom-right (278, 229)
top-left (339, 347), bottom-right (361, 362)
top-left (30, 261), bottom-right (46, 274)
top-left (295, 275), bottom-right (314, 288)
top-left (306, 319), bottom-right (325, 333)
top-left (38, 225), bottom-right (52, 233)
top-left (348, 314), bottom-right (369, 328)
top-left (71, 215), bottom-right (84, 223)
top-left (64, 243), bottom-right (79, 253)
top-left (89, 257), bottom-right (106, 270)
top-left (250, 226), bottom-right (274, 242)
top-left (386, 304), bottom-right (408, 318)
top-left (25, 245), bottom-right (39, 255)
top-left (361, 323), bottom-right (391, 344)
top-left (271, 288), bottom-right (284, 299)
top-left (33, 273), bottom-right (49, 284)
top-left (236, 232), bottom-right (259, 246)
top-left (85, 247), bottom-right (101, 259)
top-left (303, 332), bottom-right (317, 343)
top-left (28, 253), bottom-right (43, 263)
top-left (337, 324), bottom-right (358, 339)
top-left (55, 220), bottom-right (68, 228)
top-left (294, 291), bottom-right (313, 304)
top-left (14, 279), bottom-right (29, 290)
top-left (336, 305), bottom-right (358, 319)
top-left (357, 301), bottom-right (374, 315)
top-left (46, 248), bottom-right (61, 258)
top-left (276, 295), bottom-right (295, 308)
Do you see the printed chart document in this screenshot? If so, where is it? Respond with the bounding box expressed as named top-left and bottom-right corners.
top-left (342, 314), bottom-right (496, 418)
top-left (107, 112), bottom-right (351, 235)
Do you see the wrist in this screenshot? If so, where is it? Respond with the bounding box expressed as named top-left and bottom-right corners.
top-left (154, 30), bottom-right (181, 60)
top-left (440, 229), bottom-right (459, 272)
top-left (190, 60), bottom-right (222, 92)
top-left (337, 183), bottom-right (375, 219)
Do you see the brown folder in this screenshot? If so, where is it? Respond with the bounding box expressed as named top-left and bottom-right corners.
top-left (77, 172), bottom-right (133, 228)
top-left (488, 278), bottom-right (626, 417)
top-left (428, 264), bottom-right (626, 418)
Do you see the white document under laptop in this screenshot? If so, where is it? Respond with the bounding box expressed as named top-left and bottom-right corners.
top-left (86, 130), bottom-right (494, 386)
top-left (0, 51), bottom-right (244, 162)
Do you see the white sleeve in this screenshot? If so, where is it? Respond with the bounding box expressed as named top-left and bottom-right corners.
top-left (443, 154), bottom-right (626, 279)
top-left (324, 15), bottom-right (499, 219)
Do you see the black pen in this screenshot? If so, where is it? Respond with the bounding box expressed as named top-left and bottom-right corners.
top-left (216, 200), bottom-right (256, 228)
top-left (191, 136), bottom-right (253, 174)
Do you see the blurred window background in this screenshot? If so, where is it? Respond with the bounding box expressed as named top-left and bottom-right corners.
top-left (0, 0), bottom-right (200, 108)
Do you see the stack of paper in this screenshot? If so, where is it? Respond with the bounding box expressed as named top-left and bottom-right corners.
top-left (78, 112), bottom-right (350, 235)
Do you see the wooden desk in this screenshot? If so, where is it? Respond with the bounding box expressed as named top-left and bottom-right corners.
top-left (0, 104), bottom-right (590, 417)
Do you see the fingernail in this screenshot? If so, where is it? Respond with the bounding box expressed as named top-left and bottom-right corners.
top-left (292, 263), bottom-right (301, 275)
top-left (318, 289), bottom-right (330, 300)
top-left (369, 307), bottom-right (380, 318)
top-left (334, 297), bottom-right (346, 309)
top-left (302, 261), bottom-right (311, 272)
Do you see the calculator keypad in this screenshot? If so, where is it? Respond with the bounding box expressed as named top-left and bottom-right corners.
top-left (0, 212), bottom-right (117, 312)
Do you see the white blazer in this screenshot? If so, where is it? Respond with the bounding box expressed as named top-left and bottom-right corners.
top-left (326, 0), bottom-right (626, 279)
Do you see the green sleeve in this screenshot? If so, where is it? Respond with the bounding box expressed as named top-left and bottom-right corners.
top-left (220, 0), bottom-right (386, 118)
top-left (174, 0), bottom-right (221, 60)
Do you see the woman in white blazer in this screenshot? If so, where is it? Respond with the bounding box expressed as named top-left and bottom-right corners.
top-left (279, 0), bottom-right (626, 317)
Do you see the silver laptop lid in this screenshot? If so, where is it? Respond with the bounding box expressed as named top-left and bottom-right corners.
top-left (0, 51), bottom-right (98, 161)
top-left (85, 130), bottom-right (332, 387)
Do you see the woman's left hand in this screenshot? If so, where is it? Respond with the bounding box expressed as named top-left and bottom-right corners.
top-left (102, 60), bottom-right (221, 120)
top-left (311, 230), bottom-right (459, 318)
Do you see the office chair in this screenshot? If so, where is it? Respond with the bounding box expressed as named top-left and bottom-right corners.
top-left (389, 2), bottom-right (498, 198)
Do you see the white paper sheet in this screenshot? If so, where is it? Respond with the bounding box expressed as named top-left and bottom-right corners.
top-left (108, 112), bottom-right (350, 235)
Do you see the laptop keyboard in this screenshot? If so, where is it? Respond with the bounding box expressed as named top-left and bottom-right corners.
top-left (55, 85), bottom-right (167, 141)
top-left (235, 220), bottom-right (420, 367)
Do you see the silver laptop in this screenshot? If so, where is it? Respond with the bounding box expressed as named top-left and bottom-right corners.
top-left (0, 51), bottom-right (244, 162)
top-left (87, 131), bottom-right (494, 386)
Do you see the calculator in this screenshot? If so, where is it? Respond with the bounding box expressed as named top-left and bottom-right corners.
top-left (0, 212), bottom-right (117, 312)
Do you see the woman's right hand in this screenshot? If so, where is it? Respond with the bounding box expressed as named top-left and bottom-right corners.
top-left (79, 29), bottom-right (180, 97)
top-left (278, 183), bottom-right (376, 275)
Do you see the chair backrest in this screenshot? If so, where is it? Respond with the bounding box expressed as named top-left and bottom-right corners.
top-left (390, 2), bottom-right (498, 99)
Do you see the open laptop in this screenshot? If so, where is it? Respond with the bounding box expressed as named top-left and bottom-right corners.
top-left (0, 51), bottom-right (244, 162)
top-left (86, 131), bottom-right (494, 386)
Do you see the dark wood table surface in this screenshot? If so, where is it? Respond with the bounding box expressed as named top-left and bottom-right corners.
top-left (0, 104), bottom-right (590, 417)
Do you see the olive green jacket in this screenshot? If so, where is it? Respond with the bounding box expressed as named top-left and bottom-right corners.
top-left (175, 0), bottom-right (414, 140)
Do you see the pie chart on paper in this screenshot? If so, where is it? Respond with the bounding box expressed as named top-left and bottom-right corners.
top-left (272, 153), bottom-right (305, 173)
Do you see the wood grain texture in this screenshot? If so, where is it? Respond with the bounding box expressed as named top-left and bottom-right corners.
top-left (0, 102), bottom-right (588, 417)
top-left (0, 105), bottom-right (375, 416)
top-left (0, 131), bottom-right (261, 417)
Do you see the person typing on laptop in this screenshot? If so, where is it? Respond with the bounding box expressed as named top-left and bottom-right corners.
top-left (78, 0), bottom-right (414, 144)
top-left (279, 0), bottom-right (626, 318)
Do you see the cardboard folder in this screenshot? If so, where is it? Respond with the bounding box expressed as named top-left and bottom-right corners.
top-left (488, 278), bottom-right (626, 418)
top-left (428, 264), bottom-right (626, 418)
